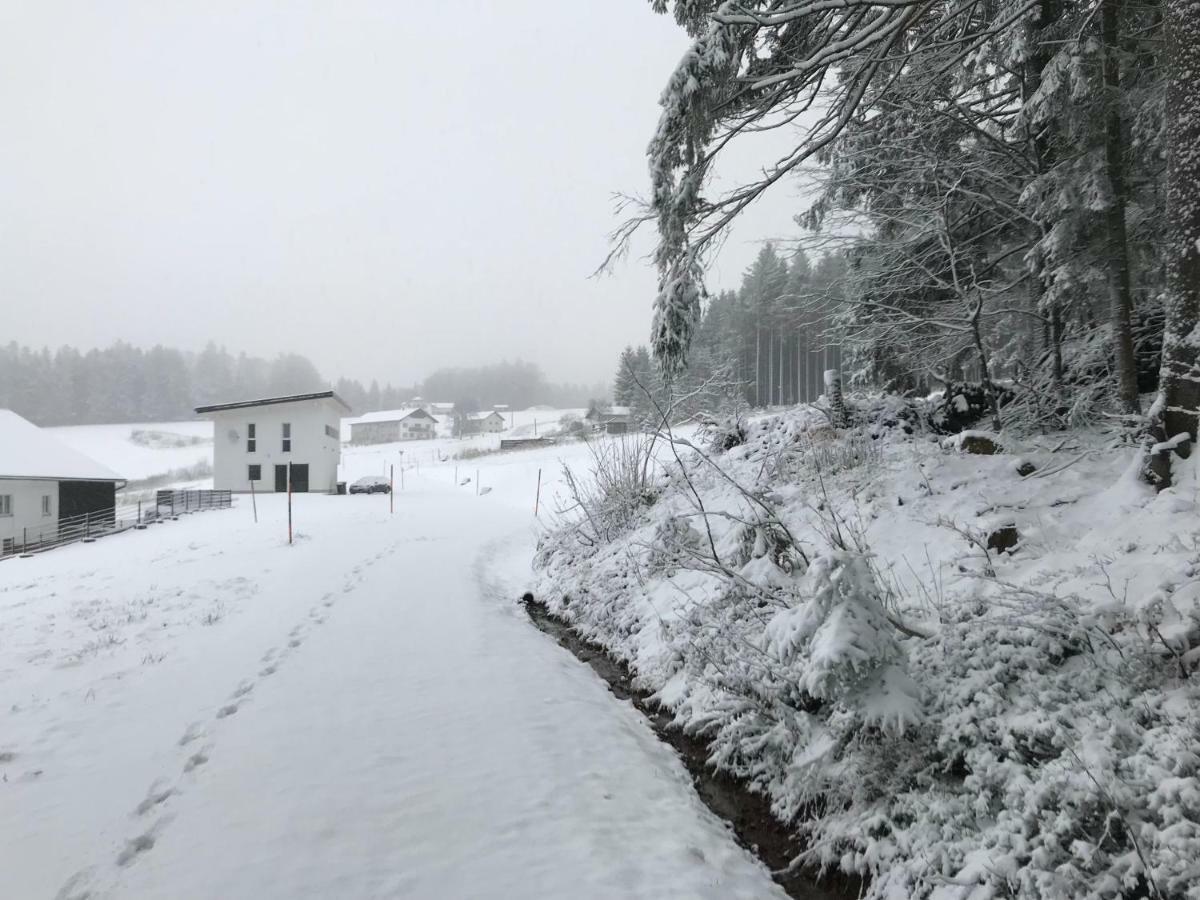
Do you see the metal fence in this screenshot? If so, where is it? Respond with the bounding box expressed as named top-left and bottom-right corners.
top-left (0, 490), bottom-right (232, 561)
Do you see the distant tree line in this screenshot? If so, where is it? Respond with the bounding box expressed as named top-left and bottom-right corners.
top-left (610, 245), bottom-right (848, 423)
top-left (1, 341), bottom-right (605, 426)
top-left (417, 360), bottom-right (607, 412)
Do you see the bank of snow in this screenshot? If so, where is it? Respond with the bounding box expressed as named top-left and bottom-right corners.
top-left (534, 407), bottom-right (1200, 900)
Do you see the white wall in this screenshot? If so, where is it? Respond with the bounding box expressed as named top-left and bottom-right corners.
top-left (350, 421), bottom-right (401, 445)
top-left (206, 397), bottom-right (344, 493)
top-left (0, 479), bottom-right (58, 549)
top-left (399, 418), bottom-right (435, 440)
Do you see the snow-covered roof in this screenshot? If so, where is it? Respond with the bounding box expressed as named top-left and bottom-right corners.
top-left (468, 411), bottom-right (505, 421)
top-left (587, 405), bottom-right (632, 420)
top-left (346, 408), bottom-right (423, 426)
top-left (0, 410), bottom-right (124, 483)
top-left (195, 390), bottom-right (350, 415)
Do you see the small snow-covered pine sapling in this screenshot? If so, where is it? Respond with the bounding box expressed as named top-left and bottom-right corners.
top-left (764, 551), bottom-right (922, 734)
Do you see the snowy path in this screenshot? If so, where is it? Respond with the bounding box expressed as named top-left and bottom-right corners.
top-left (1, 480), bottom-right (785, 899)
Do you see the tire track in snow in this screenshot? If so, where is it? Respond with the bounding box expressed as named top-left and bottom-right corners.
top-left (54, 541), bottom-right (403, 900)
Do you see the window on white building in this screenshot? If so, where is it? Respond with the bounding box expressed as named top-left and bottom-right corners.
top-left (42, 495), bottom-right (51, 516)
top-left (282, 422), bottom-right (292, 452)
top-left (247, 422), bottom-right (257, 453)
top-left (0, 495), bottom-right (11, 516)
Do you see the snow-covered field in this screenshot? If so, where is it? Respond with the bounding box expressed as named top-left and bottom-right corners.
top-left (46, 408), bottom-right (587, 494)
top-left (49, 422), bottom-right (215, 482)
top-left (0, 429), bottom-right (784, 899)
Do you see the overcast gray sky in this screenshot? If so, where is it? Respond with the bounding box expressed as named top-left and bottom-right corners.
top-left (1, 1), bottom-right (804, 387)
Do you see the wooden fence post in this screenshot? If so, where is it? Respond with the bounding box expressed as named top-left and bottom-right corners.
top-left (390, 464), bottom-right (394, 515)
top-left (287, 462), bottom-right (293, 545)
top-left (250, 478), bottom-right (258, 524)
top-left (535, 468), bottom-right (542, 516)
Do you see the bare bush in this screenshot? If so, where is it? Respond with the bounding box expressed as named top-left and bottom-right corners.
top-left (553, 434), bottom-right (660, 546)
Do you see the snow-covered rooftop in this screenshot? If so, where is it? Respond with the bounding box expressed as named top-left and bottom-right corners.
top-left (0, 410), bottom-right (124, 482)
top-left (195, 391), bottom-right (350, 415)
top-left (345, 408), bottom-right (422, 426)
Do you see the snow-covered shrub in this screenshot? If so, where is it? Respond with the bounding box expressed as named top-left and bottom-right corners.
top-left (765, 552), bottom-right (921, 733)
top-left (799, 428), bottom-right (882, 476)
top-left (730, 521), bottom-right (805, 577)
top-left (699, 414), bottom-right (747, 453)
top-left (646, 515), bottom-right (704, 574)
top-left (554, 433), bottom-right (660, 546)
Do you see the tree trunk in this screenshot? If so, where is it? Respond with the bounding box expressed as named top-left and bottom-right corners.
top-left (1102, 0), bottom-right (1141, 415)
top-left (1152, 0), bottom-right (1200, 484)
top-left (755, 328), bottom-right (762, 406)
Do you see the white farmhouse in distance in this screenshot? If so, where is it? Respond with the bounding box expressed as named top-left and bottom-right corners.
top-left (0, 409), bottom-right (125, 555)
top-left (399, 408), bottom-right (437, 440)
top-left (462, 411), bottom-right (506, 435)
top-left (196, 391), bottom-right (350, 493)
top-left (348, 408), bottom-right (438, 445)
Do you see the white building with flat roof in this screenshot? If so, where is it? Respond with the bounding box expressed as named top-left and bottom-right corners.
top-left (195, 391), bottom-right (350, 493)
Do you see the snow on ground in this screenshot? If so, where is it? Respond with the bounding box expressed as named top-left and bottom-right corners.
top-left (0, 437), bottom-right (785, 900)
top-left (47, 409), bottom-right (585, 492)
top-left (48, 422), bottom-right (214, 482)
top-left (533, 408), bottom-right (1200, 899)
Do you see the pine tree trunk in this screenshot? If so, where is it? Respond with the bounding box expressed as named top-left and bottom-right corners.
top-left (1102, 0), bottom-right (1141, 414)
top-left (1152, 0), bottom-right (1200, 481)
top-left (778, 335), bottom-right (784, 405)
top-left (755, 328), bottom-right (762, 406)
top-left (767, 328), bottom-right (774, 407)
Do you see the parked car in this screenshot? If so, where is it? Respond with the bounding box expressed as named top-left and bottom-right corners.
top-left (349, 476), bottom-right (391, 494)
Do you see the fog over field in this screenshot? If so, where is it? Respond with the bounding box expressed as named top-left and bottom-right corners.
top-left (1, 1), bottom-right (799, 388)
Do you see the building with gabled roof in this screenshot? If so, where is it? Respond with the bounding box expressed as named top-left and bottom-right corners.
top-left (0, 409), bottom-right (125, 554)
top-left (348, 407), bottom-right (438, 444)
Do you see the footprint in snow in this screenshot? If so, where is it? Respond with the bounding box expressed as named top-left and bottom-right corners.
top-left (259, 664), bottom-right (277, 677)
top-left (134, 779), bottom-right (175, 816)
top-left (216, 703), bottom-right (239, 719)
top-left (183, 747), bottom-right (210, 772)
top-left (54, 868), bottom-right (96, 900)
top-left (231, 680), bottom-right (254, 698)
top-left (116, 815), bottom-right (171, 867)
top-left (178, 722), bottom-right (206, 747)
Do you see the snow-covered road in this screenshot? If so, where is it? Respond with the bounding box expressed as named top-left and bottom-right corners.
top-left (1, 472), bottom-right (785, 899)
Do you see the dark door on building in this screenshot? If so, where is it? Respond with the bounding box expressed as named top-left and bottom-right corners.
top-left (59, 480), bottom-right (116, 525)
top-left (290, 464), bottom-right (309, 492)
top-left (275, 464), bottom-right (310, 492)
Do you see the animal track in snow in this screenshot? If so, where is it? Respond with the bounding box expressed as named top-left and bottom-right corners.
top-left (231, 680), bottom-right (254, 698)
top-left (216, 703), bottom-right (239, 719)
top-left (259, 663), bottom-right (277, 677)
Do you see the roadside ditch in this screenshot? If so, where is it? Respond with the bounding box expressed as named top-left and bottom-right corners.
top-left (521, 594), bottom-right (863, 900)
